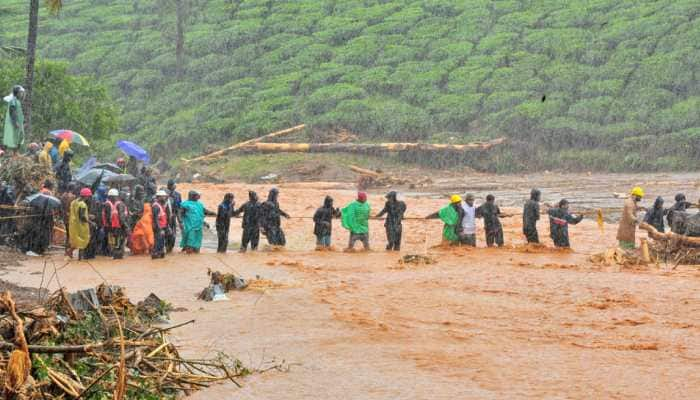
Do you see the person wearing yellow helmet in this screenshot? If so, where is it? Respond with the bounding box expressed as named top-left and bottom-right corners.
top-left (617, 187), bottom-right (644, 249)
top-left (426, 194), bottom-right (466, 244)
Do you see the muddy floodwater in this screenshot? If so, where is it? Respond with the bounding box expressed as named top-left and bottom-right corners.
top-left (5, 173), bottom-right (700, 399)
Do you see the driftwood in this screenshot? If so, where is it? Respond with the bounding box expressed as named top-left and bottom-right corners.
top-left (349, 165), bottom-right (381, 178)
top-left (183, 124), bottom-right (306, 163)
top-left (639, 222), bottom-right (700, 246)
top-left (235, 137), bottom-right (506, 154)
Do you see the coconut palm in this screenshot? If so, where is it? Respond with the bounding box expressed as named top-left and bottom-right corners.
top-left (24, 0), bottom-right (63, 140)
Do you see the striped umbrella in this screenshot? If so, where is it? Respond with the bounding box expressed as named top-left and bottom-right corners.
top-left (49, 129), bottom-right (90, 146)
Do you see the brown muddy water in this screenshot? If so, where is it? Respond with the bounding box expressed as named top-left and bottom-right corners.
top-left (4, 173), bottom-right (700, 399)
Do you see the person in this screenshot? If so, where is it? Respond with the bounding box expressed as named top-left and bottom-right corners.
top-left (234, 191), bottom-right (262, 252)
top-left (68, 188), bottom-right (92, 260)
top-left (54, 150), bottom-right (74, 194)
top-left (58, 139), bottom-right (71, 159)
top-left (48, 138), bottom-right (59, 165)
top-left (166, 179), bottom-right (182, 253)
top-left (25, 142), bottom-right (40, 159)
top-left (180, 190), bottom-right (214, 254)
top-left (523, 189), bottom-right (541, 244)
top-left (130, 202), bottom-right (154, 256)
top-left (116, 158), bottom-right (127, 173)
top-left (460, 193), bottom-right (477, 246)
top-left (667, 193), bottom-right (692, 233)
top-left (548, 199), bottom-right (583, 248)
top-left (83, 190), bottom-right (100, 260)
top-left (128, 185), bottom-right (146, 228)
top-left (140, 167), bottom-right (157, 199)
top-left (126, 156), bottom-right (140, 177)
top-left (93, 184), bottom-right (109, 256)
top-left (151, 190), bottom-right (170, 259)
top-left (477, 194), bottom-right (504, 247)
top-left (216, 193), bottom-right (235, 253)
top-left (313, 196), bottom-right (341, 250)
top-left (2, 85), bottom-right (25, 154)
top-left (24, 186), bottom-right (54, 256)
top-left (59, 182), bottom-right (78, 256)
top-left (0, 182), bottom-right (16, 245)
top-left (644, 197), bottom-right (666, 233)
top-left (376, 191), bottom-right (406, 251)
top-left (38, 141), bottom-right (53, 170)
top-left (427, 195), bottom-right (464, 245)
top-left (617, 187), bottom-right (644, 249)
top-left (260, 188), bottom-right (290, 247)
top-left (342, 192), bottom-right (371, 251)
top-left (103, 188), bottom-right (130, 259)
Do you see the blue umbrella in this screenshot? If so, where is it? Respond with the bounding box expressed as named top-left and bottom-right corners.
top-left (117, 140), bottom-right (150, 164)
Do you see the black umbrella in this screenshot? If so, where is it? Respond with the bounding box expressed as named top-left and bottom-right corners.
top-left (26, 193), bottom-right (61, 210)
top-left (93, 163), bottom-right (124, 174)
top-left (102, 174), bottom-right (137, 184)
top-left (77, 168), bottom-right (119, 186)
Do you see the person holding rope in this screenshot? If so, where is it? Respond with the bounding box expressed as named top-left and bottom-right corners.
top-left (376, 191), bottom-right (406, 251)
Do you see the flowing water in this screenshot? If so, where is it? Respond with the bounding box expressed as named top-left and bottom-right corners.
top-left (4, 173), bottom-right (700, 399)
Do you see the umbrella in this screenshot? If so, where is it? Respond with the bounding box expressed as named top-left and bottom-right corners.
top-left (76, 168), bottom-right (118, 186)
top-left (103, 173), bottom-right (136, 184)
top-left (76, 156), bottom-right (97, 177)
top-left (26, 193), bottom-right (61, 210)
top-left (50, 130), bottom-right (90, 146)
top-left (117, 140), bottom-right (149, 164)
top-left (93, 162), bottom-right (123, 174)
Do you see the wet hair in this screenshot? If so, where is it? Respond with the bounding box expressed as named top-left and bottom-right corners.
top-left (675, 193), bottom-right (686, 202)
top-left (43, 179), bottom-right (54, 190)
top-left (530, 189), bottom-right (541, 201)
top-left (167, 179), bottom-right (176, 187)
top-left (224, 192), bottom-right (234, 201)
top-left (559, 199), bottom-right (569, 207)
top-left (486, 194), bottom-right (495, 202)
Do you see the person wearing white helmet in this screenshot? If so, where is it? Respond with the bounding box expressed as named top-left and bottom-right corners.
top-left (151, 190), bottom-right (170, 259)
top-left (103, 188), bottom-right (130, 259)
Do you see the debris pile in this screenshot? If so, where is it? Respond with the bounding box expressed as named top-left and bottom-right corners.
top-left (198, 270), bottom-right (249, 301)
top-left (398, 254), bottom-right (437, 266)
top-left (589, 247), bottom-right (645, 267)
top-left (351, 165), bottom-right (432, 190)
top-left (0, 155), bottom-right (55, 199)
top-left (0, 284), bottom-right (247, 399)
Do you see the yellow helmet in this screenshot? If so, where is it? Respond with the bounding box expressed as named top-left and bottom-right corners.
top-left (630, 187), bottom-right (644, 198)
top-left (450, 194), bottom-right (463, 204)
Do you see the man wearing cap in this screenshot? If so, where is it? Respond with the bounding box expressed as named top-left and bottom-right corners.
top-left (617, 187), bottom-right (644, 249)
top-left (68, 188), bottom-right (93, 260)
top-left (3, 85), bottom-right (25, 154)
top-left (103, 188), bottom-right (130, 259)
top-left (460, 194), bottom-right (478, 246)
top-left (376, 191), bottom-right (406, 251)
top-left (342, 192), bottom-right (371, 251)
top-left (426, 195), bottom-right (465, 245)
top-left (151, 190), bottom-right (170, 259)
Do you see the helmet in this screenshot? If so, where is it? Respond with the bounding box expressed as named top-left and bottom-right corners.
top-left (450, 195), bottom-right (462, 204)
top-left (630, 187), bottom-right (644, 198)
top-left (156, 190), bottom-right (168, 197)
top-left (108, 188), bottom-right (119, 197)
top-left (80, 188), bottom-right (92, 197)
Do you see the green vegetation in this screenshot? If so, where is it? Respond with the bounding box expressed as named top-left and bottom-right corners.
top-left (0, 57), bottom-right (119, 155)
top-left (2, 0), bottom-right (700, 171)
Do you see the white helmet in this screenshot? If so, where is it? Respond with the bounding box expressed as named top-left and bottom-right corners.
top-left (108, 188), bottom-right (119, 197)
top-left (156, 190), bottom-right (168, 197)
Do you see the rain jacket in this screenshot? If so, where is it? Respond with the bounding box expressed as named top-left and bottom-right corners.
top-left (68, 198), bottom-right (90, 250)
top-left (376, 193), bottom-right (406, 231)
top-left (523, 199), bottom-right (540, 242)
top-left (643, 197), bottom-right (666, 233)
top-left (548, 207), bottom-right (583, 248)
top-left (616, 197), bottom-right (639, 243)
top-left (131, 203), bottom-right (154, 255)
top-left (58, 140), bottom-right (70, 158)
top-left (313, 196), bottom-right (341, 237)
top-left (2, 95), bottom-right (24, 150)
top-left (477, 202), bottom-right (502, 233)
top-left (342, 200), bottom-right (370, 234)
top-left (38, 143), bottom-right (53, 170)
top-left (438, 204), bottom-right (460, 242)
top-left (180, 200), bottom-right (205, 250)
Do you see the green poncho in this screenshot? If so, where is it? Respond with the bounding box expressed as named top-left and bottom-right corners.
top-left (341, 200), bottom-right (370, 234)
top-left (180, 200), bottom-right (205, 250)
top-left (439, 204), bottom-right (459, 242)
top-left (3, 97), bottom-right (24, 150)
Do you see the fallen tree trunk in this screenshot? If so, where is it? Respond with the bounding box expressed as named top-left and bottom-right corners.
top-left (639, 222), bottom-right (700, 246)
top-left (349, 165), bottom-right (381, 178)
top-left (183, 124), bottom-right (306, 164)
top-left (236, 138), bottom-right (506, 154)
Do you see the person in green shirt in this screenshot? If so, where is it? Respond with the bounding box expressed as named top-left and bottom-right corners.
top-left (342, 192), bottom-right (371, 251)
top-left (3, 85), bottom-right (25, 154)
top-left (426, 195), bottom-right (465, 245)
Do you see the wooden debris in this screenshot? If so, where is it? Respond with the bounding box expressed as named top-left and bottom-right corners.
top-left (235, 138), bottom-right (506, 154)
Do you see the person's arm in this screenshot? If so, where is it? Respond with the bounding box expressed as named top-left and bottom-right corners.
top-left (425, 211), bottom-right (439, 219)
top-left (232, 203), bottom-right (245, 217)
top-left (152, 205), bottom-right (161, 234)
top-left (279, 207), bottom-right (290, 219)
top-left (9, 102), bottom-right (19, 129)
top-left (569, 213), bottom-right (584, 225)
top-left (624, 201), bottom-right (638, 224)
top-left (118, 204), bottom-right (131, 232)
top-left (333, 208), bottom-right (342, 218)
top-left (313, 209), bottom-right (322, 224)
top-left (204, 207), bottom-right (217, 217)
top-left (376, 204), bottom-right (388, 218)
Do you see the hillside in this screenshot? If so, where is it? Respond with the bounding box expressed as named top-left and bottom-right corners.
top-left (2, 0), bottom-right (700, 171)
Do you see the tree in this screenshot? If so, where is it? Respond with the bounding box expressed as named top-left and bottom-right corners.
top-left (24, 0), bottom-right (63, 142)
top-left (158, 0), bottom-right (190, 79)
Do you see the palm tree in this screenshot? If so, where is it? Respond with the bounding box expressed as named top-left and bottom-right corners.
top-left (24, 0), bottom-right (62, 141)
